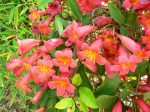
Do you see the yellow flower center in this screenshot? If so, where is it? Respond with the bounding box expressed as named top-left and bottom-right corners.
top-left (84, 50), bottom-right (98, 61)
top-left (57, 56), bottom-right (71, 65)
top-left (32, 12), bottom-right (38, 19)
top-left (72, 30), bottom-right (78, 39)
top-left (55, 80), bottom-right (69, 88)
top-left (121, 61), bottom-right (133, 69)
top-left (129, 0), bottom-right (139, 4)
top-left (135, 51), bottom-right (144, 59)
top-left (104, 35), bottom-right (114, 42)
top-left (23, 63), bottom-right (31, 70)
top-left (38, 64), bottom-right (51, 74)
top-left (39, 24), bottom-right (48, 32)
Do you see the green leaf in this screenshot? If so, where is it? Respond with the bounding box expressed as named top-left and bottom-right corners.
top-left (67, 0), bottom-right (83, 21)
top-left (20, 7), bottom-right (29, 16)
top-left (9, 90), bottom-right (17, 107)
top-left (124, 12), bottom-right (137, 27)
top-left (72, 74), bottom-right (82, 86)
top-left (97, 65), bottom-right (105, 75)
top-left (14, 7), bottom-right (19, 29)
top-left (38, 0), bottom-right (53, 9)
top-left (108, 2), bottom-right (124, 24)
top-left (120, 88), bottom-right (130, 101)
top-left (78, 65), bottom-right (92, 89)
top-left (0, 88), bottom-right (4, 101)
top-left (0, 74), bottom-right (4, 87)
top-left (95, 75), bottom-right (120, 96)
top-left (78, 98), bottom-right (88, 112)
top-left (82, 13), bottom-right (92, 25)
top-left (136, 60), bottom-right (149, 74)
top-left (9, 8), bottom-right (15, 24)
top-left (143, 92), bottom-right (150, 100)
top-left (96, 95), bottom-right (117, 112)
top-left (55, 16), bottom-right (63, 36)
top-left (40, 91), bottom-right (50, 107)
top-left (0, 5), bottom-right (14, 11)
top-left (55, 98), bottom-right (74, 109)
top-left (79, 87), bottom-right (98, 109)
top-left (120, 26), bottom-right (129, 36)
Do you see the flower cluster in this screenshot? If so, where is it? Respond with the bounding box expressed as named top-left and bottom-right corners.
top-left (6, 0), bottom-right (150, 112)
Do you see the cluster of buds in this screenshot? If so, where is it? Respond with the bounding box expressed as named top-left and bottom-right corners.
top-left (6, 0), bottom-right (150, 111)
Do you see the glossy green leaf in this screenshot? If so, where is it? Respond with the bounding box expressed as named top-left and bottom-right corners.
top-left (78, 98), bottom-right (88, 112)
top-left (95, 75), bottom-right (120, 96)
top-left (72, 74), bottom-right (82, 86)
top-left (108, 2), bottom-right (124, 24)
top-left (136, 60), bottom-right (149, 74)
top-left (55, 98), bottom-right (74, 109)
top-left (79, 87), bottom-right (98, 109)
top-left (67, 0), bottom-right (83, 21)
top-left (96, 95), bottom-right (117, 112)
top-left (55, 16), bottom-right (63, 36)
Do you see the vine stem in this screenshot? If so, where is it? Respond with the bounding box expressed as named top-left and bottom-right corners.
top-left (136, 74), bottom-right (141, 92)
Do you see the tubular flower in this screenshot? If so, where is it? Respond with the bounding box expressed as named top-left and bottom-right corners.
top-left (77, 0), bottom-right (106, 13)
top-left (39, 38), bottom-right (64, 53)
top-left (34, 107), bottom-right (45, 112)
top-left (133, 48), bottom-right (150, 63)
top-left (138, 84), bottom-right (150, 92)
top-left (62, 21), bottom-right (96, 48)
top-left (6, 57), bottom-right (22, 71)
top-left (142, 35), bottom-right (150, 49)
top-left (53, 49), bottom-right (77, 72)
top-left (17, 39), bottom-right (40, 56)
top-left (138, 12), bottom-right (150, 30)
top-left (98, 30), bottom-right (119, 63)
top-left (123, 0), bottom-right (139, 9)
top-left (29, 8), bottom-right (46, 24)
top-left (31, 56), bottom-right (55, 83)
top-left (117, 34), bottom-right (141, 53)
top-left (112, 100), bottom-right (122, 112)
top-left (16, 74), bottom-right (31, 92)
top-left (95, 16), bottom-right (112, 27)
top-left (123, 0), bottom-right (150, 9)
top-left (77, 39), bottom-right (107, 72)
top-left (135, 98), bottom-right (150, 112)
top-left (32, 17), bottom-right (52, 35)
top-left (45, 0), bottom-right (62, 16)
top-left (111, 47), bottom-right (137, 76)
top-left (48, 76), bottom-right (75, 96)
top-left (32, 89), bottom-right (43, 104)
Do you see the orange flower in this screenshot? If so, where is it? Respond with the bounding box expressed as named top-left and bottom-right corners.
top-left (48, 76), bottom-right (75, 96)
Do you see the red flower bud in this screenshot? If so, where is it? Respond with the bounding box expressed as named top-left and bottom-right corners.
top-left (138, 84), bottom-right (150, 92)
top-left (135, 98), bottom-right (150, 112)
top-left (112, 100), bottom-right (122, 112)
top-left (32, 89), bottom-right (43, 104)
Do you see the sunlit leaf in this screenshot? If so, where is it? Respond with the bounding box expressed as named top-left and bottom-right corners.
top-left (55, 98), bottom-right (74, 109)
top-left (79, 87), bottom-right (98, 109)
top-left (55, 16), bottom-right (63, 36)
